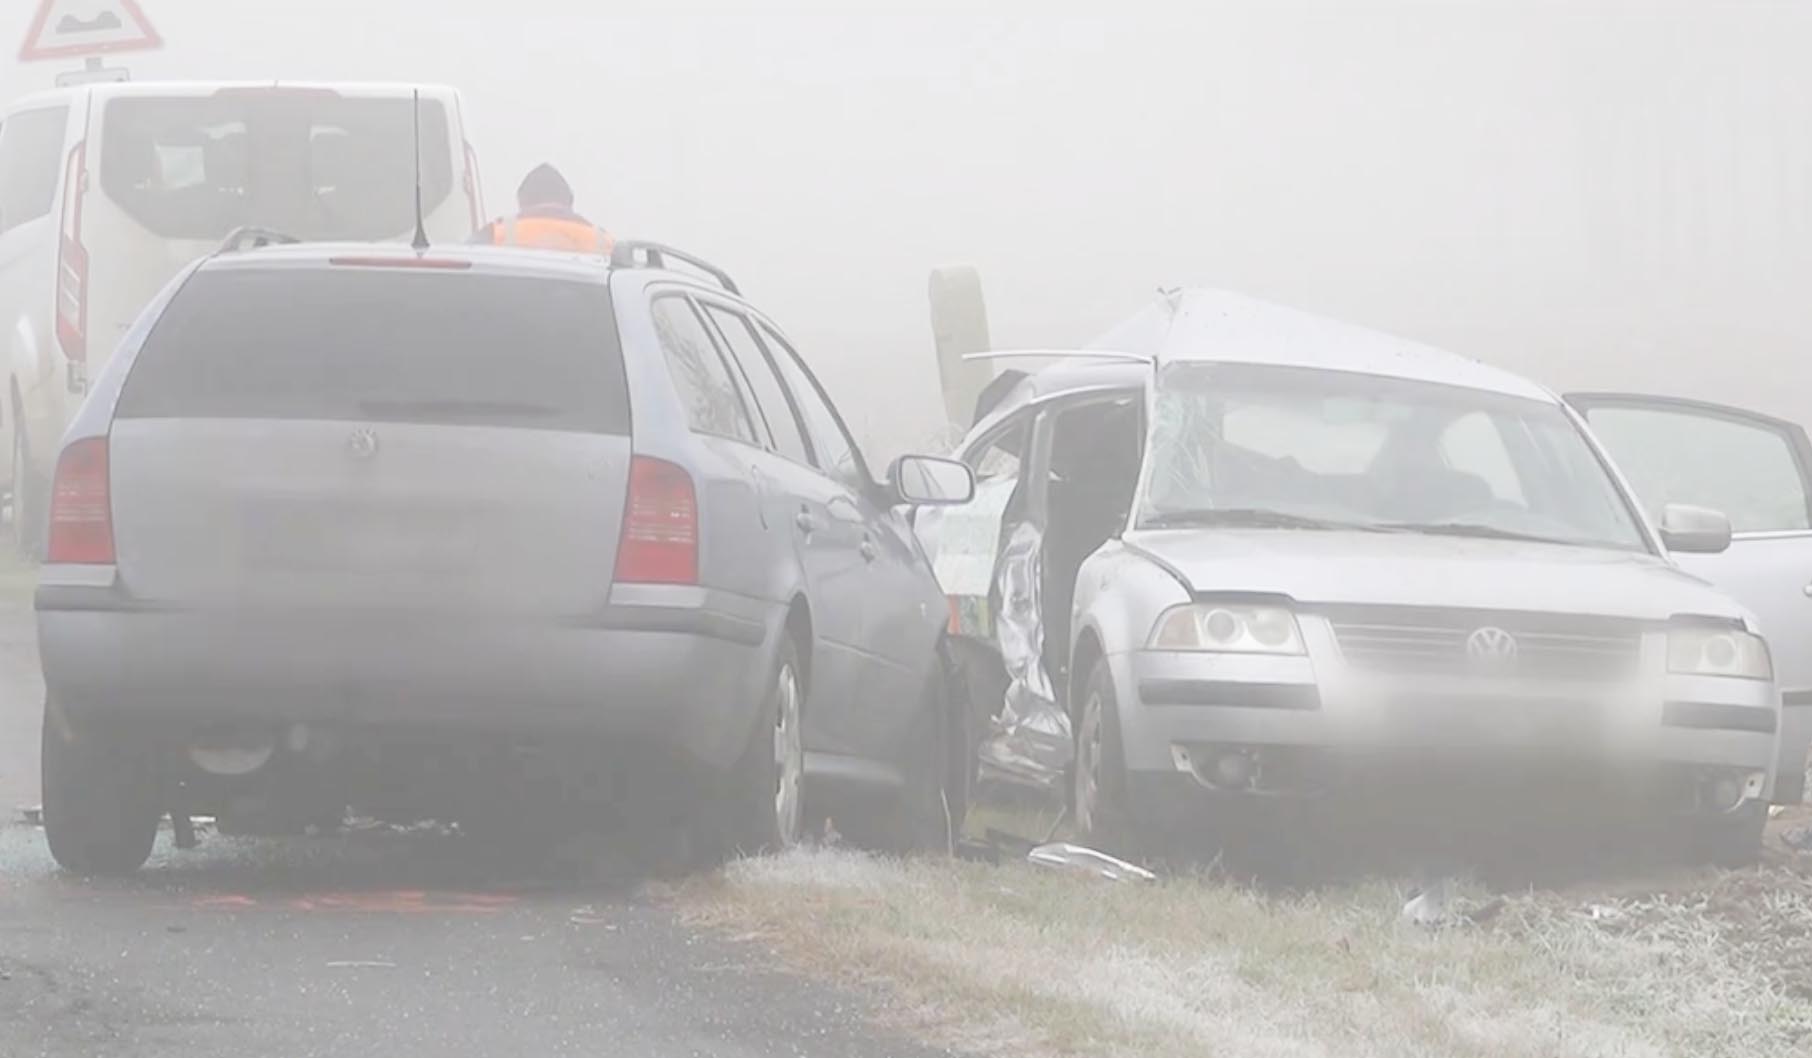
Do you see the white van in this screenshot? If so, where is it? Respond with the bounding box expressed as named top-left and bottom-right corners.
top-left (0, 82), bottom-right (485, 553)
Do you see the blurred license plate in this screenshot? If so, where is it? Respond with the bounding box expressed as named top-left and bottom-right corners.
top-left (1394, 694), bottom-right (1601, 741)
top-left (242, 507), bottom-right (480, 571)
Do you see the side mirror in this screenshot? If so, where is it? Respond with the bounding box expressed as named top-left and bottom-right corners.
top-left (1660, 503), bottom-right (1732, 554)
top-left (889, 454), bottom-right (975, 507)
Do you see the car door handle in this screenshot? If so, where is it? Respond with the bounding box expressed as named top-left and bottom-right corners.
top-left (795, 510), bottom-right (818, 535)
top-left (860, 537), bottom-right (879, 563)
top-left (1804, 581), bottom-right (1812, 598)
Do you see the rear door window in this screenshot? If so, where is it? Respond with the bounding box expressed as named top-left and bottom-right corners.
top-left (704, 305), bottom-right (811, 465)
top-left (117, 268), bottom-right (628, 433)
top-left (99, 94), bottom-right (453, 241)
top-left (652, 296), bottom-right (758, 444)
top-left (0, 106), bottom-right (69, 234)
top-left (757, 323), bottom-right (870, 491)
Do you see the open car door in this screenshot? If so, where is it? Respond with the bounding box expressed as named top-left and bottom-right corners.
top-left (1567, 393), bottom-right (1812, 804)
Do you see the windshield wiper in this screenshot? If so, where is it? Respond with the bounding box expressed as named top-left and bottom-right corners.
top-left (1141, 507), bottom-right (1377, 531)
top-left (1377, 521), bottom-right (1571, 546)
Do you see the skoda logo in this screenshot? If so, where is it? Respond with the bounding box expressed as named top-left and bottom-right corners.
top-left (1465, 626), bottom-right (1519, 666)
top-left (347, 428), bottom-right (380, 461)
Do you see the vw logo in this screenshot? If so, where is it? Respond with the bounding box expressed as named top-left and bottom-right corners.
top-left (346, 428), bottom-right (380, 461)
top-left (1465, 626), bottom-right (1519, 667)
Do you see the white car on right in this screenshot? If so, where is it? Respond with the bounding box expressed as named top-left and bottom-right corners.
top-left (924, 289), bottom-right (1810, 866)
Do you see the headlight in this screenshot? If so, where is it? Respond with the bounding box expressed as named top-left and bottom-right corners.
top-left (1667, 626), bottom-right (1772, 680)
top-left (1149, 604), bottom-right (1305, 655)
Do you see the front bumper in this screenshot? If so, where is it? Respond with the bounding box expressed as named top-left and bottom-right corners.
top-left (36, 579), bottom-right (782, 774)
top-left (1109, 642), bottom-right (1782, 803)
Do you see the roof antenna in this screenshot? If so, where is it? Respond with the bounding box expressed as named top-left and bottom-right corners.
top-left (409, 89), bottom-right (430, 252)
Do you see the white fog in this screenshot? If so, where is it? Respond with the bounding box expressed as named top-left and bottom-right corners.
top-left (8, 0), bottom-right (1809, 457)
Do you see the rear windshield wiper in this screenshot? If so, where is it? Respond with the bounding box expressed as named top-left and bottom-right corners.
top-left (1376, 521), bottom-right (1571, 546)
top-left (1140, 507), bottom-right (1376, 531)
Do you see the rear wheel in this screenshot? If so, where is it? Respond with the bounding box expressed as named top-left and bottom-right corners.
top-left (705, 637), bottom-right (805, 862)
top-left (41, 701), bottom-right (160, 876)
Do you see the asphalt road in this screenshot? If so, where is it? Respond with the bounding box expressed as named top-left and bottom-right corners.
top-left (0, 599), bottom-right (949, 1058)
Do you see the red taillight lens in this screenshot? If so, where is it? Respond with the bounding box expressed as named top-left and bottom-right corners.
top-left (615, 456), bottom-right (698, 585)
top-left (55, 142), bottom-right (88, 363)
top-left (46, 437), bottom-right (113, 565)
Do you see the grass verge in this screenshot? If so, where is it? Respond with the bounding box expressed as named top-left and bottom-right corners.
top-left (675, 847), bottom-right (1812, 1058)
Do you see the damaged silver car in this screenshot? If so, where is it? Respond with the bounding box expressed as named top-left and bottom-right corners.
top-left (921, 288), bottom-right (1804, 865)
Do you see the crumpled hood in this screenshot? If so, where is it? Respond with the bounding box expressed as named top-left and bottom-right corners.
top-left (1124, 529), bottom-right (1748, 623)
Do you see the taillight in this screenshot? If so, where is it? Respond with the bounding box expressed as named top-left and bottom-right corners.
top-left (55, 141), bottom-right (88, 364)
top-left (615, 456), bottom-right (697, 585)
top-left (46, 437), bottom-right (113, 565)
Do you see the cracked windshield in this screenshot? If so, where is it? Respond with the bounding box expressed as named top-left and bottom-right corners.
top-left (1, 4), bottom-right (1809, 1057)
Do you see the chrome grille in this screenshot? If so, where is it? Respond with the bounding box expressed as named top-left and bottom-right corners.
top-left (1323, 606), bottom-right (1644, 681)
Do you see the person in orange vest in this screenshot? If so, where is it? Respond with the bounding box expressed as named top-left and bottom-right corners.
top-left (471, 163), bottom-right (615, 253)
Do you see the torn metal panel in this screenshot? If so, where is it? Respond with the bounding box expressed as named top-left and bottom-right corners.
top-left (977, 517), bottom-right (1070, 790)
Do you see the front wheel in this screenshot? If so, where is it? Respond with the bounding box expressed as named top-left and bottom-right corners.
top-left (1687, 803), bottom-right (1766, 869)
top-left (1072, 657), bottom-right (1150, 858)
top-left (41, 701), bottom-right (161, 876)
top-left (861, 648), bottom-right (970, 855)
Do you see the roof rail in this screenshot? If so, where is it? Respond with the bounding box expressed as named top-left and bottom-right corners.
top-left (962, 348), bottom-right (1155, 365)
top-left (610, 240), bottom-right (739, 295)
top-left (217, 227), bottom-right (302, 254)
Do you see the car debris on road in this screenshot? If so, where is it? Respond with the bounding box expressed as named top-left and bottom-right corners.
top-left (1027, 842), bottom-right (1157, 882)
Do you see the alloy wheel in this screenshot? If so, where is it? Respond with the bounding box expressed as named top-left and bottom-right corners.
top-left (772, 662), bottom-right (804, 848)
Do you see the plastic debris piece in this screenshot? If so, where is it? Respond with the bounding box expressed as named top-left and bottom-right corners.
top-left (1027, 842), bottom-right (1156, 882)
top-left (569, 906), bottom-right (612, 926)
top-left (1400, 878), bottom-right (1455, 928)
top-left (19, 805), bottom-right (42, 826)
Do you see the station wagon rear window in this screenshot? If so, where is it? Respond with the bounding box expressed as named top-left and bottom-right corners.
top-left (117, 269), bottom-right (629, 434)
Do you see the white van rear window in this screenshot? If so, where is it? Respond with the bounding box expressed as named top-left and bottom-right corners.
top-left (100, 92), bottom-right (454, 242)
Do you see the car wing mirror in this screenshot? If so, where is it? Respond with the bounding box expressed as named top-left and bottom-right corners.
top-left (1660, 503), bottom-right (1732, 554)
top-left (889, 454), bottom-right (976, 507)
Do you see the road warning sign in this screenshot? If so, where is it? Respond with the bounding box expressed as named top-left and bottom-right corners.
top-left (18, 0), bottom-right (163, 62)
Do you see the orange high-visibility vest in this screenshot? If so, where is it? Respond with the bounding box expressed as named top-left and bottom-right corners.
top-left (493, 216), bottom-right (615, 254)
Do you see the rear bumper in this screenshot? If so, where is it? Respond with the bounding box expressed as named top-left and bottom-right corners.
top-left (36, 580), bottom-right (780, 773)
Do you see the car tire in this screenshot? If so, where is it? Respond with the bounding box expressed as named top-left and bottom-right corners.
top-left (867, 645), bottom-right (970, 855)
top-left (9, 413), bottom-right (44, 561)
top-left (1688, 802), bottom-right (1766, 869)
top-left (706, 636), bottom-right (806, 862)
top-left (1072, 656), bottom-right (1150, 858)
top-left (41, 701), bottom-right (160, 876)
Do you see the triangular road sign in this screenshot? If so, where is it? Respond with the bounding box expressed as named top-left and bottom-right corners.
top-left (19, 0), bottom-right (163, 62)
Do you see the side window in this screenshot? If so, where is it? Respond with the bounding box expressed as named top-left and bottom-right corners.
top-left (652, 296), bottom-right (757, 445)
top-left (758, 323), bottom-right (868, 491)
top-left (1439, 412), bottom-right (1526, 504)
top-left (0, 107), bottom-right (69, 234)
top-left (964, 420), bottom-right (1028, 484)
top-left (1585, 406), bottom-right (1811, 533)
top-left (704, 306), bottom-right (811, 466)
